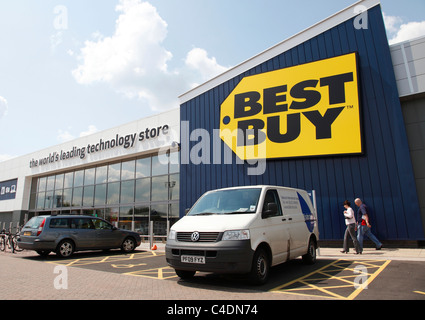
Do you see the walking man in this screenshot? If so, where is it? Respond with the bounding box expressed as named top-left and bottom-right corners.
top-left (354, 198), bottom-right (383, 253)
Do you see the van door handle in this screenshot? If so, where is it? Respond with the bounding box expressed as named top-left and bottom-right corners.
top-left (282, 218), bottom-right (287, 221)
top-left (288, 217), bottom-right (292, 221)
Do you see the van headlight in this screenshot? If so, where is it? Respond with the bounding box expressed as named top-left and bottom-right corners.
top-left (222, 230), bottom-right (250, 241)
top-left (168, 230), bottom-right (176, 240)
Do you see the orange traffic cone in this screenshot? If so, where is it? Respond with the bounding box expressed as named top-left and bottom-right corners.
top-left (151, 244), bottom-right (157, 250)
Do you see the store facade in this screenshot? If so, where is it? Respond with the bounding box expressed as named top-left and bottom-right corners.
top-left (0, 109), bottom-right (180, 238)
top-left (178, 0), bottom-right (425, 244)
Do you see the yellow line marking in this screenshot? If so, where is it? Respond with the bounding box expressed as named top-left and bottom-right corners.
top-left (124, 267), bottom-right (178, 280)
top-left (346, 260), bottom-right (391, 300)
top-left (270, 259), bottom-right (391, 300)
top-left (46, 251), bottom-right (163, 267)
top-left (413, 291), bottom-right (425, 296)
top-left (271, 260), bottom-right (340, 292)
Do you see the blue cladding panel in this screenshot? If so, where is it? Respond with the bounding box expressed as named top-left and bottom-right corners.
top-left (179, 5), bottom-right (424, 241)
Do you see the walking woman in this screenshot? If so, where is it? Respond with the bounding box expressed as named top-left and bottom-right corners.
top-left (341, 200), bottom-right (361, 254)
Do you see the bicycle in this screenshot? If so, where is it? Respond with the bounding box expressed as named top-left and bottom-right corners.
top-left (0, 229), bottom-right (23, 253)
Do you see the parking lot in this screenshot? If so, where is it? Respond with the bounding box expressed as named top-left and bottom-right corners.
top-left (6, 247), bottom-right (424, 300)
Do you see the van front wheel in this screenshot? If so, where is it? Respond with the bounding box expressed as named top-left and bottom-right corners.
top-left (249, 248), bottom-right (270, 285)
top-left (175, 269), bottom-right (196, 280)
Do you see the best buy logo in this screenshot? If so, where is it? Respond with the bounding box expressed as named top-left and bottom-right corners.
top-left (220, 53), bottom-right (362, 160)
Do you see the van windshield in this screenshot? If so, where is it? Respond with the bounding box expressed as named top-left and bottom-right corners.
top-left (188, 188), bottom-right (262, 216)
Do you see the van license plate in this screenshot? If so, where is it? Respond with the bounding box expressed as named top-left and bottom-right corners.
top-left (23, 231), bottom-right (32, 236)
top-left (181, 255), bottom-right (205, 264)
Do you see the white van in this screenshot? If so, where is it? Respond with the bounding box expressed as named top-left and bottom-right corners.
top-left (165, 185), bottom-right (319, 284)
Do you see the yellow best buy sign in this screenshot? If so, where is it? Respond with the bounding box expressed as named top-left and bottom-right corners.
top-left (220, 52), bottom-right (362, 160)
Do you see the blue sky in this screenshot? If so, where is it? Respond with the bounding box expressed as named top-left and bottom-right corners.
top-left (0, 0), bottom-right (424, 161)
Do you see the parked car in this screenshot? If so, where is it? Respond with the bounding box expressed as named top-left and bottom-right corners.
top-left (166, 185), bottom-right (319, 285)
top-left (18, 215), bottom-right (141, 257)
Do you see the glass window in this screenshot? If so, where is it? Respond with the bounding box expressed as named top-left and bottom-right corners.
top-left (108, 163), bottom-right (121, 182)
top-left (105, 207), bottom-right (119, 226)
top-left (50, 218), bottom-right (70, 229)
top-left (169, 151), bottom-right (180, 174)
top-left (107, 182), bottom-right (120, 205)
top-left (136, 157), bottom-right (151, 178)
top-left (121, 160), bottom-right (135, 180)
top-left (64, 172), bottom-right (74, 189)
top-left (36, 192), bottom-right (45, 209)
top-left (151, 203), bottom-right (168, 236)
top-left (169, 203), bottom-right (180, 229)
top-left (53, 189), bottom-right (63, 208)
top-left (134, 205), bottom-right (149, 234)
top-left (71, 218), bottom-right (95, 229)
top-left (96, 165), bottom-right (108, 184)
top-left (72, 187), bottom-right (83, 207)
top-left (120, 180), bottom-right (135, 204)
top-left (169, 174), bottom-right (179, 200)
top-left (83, 185), bottom-right (94, 207)
top-left (63, 188), bottom-right (72, 207)
top-left (38, 177), bottom-right (47, 192)
top-left (74, 170), bottom-right (84, 187)
top-left (151, 155), bottom-right (168, 176)
top-left (84, 168), bottom-right (95, 186)
top-left (119, 206), bottom-right (133, 230)
top-left (135, 178), bottom-right (150, 203)
top-left (46, 176), bottom-right (55, 191)
top-left (55, 174), bottom-right (64, 190)
top-left (94, 184), bottom-right (107, 206)
top-left (45, 191), bottom-right (54, 208)
top-left (93, 218), bottom-right (112, 230)
top-left (151, 175), bottom-right (168, 201)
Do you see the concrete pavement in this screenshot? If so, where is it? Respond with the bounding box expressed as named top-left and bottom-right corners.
top-left (1, 243), bottom-right (424, 300)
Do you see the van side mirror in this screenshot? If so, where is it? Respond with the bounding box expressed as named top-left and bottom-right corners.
top-left (262, 202), bottom-right (277, 218)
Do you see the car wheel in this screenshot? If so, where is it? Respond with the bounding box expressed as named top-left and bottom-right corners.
top-left (175, 269), bottom-right (196, 280)
top-left (121, 237), bottom-right (136, 253)
top-left (249, 248), bottom-right (270, 285)
top-left (56, 240), bottom-right (74, 258)
top-left (302, 238), bottom-right (317, 265)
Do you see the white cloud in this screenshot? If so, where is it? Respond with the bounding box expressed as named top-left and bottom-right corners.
top-left (79, 125), bottom-right (98, 137)
top-left (384, 12), bottom-right (425, 45)
top-left (57, 125), bottom-right (98, 142)
top-left (0, 96), bottom-right (8, 119)
top-left (72, 0), bottom-right (228, 111)
top-left (57, 129), bottom-right (75, 143)
top-left (185, 48), bottom-right (229, 82)
top-left (389, 21), bottom-right (425, 44)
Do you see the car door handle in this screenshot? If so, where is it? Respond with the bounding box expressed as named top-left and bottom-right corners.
top-left (282, 218), bottom-right (287, 221)
top-left (288, 217), bottom-right (292, 221)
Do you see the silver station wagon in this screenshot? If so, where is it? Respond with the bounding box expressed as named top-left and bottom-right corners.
top-left (18, 215), bottom-right (141, 257)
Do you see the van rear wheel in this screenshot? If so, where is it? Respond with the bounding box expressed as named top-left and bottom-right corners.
top-left (249, 248), bottom-right (270, 285)
top-left (302, 238), bottom-right (317, 265)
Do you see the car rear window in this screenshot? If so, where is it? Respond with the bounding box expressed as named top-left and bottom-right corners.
top-left (24, 216), bottom-right (45, 229)
top-left (49, 218), bottom-right (70, 229)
